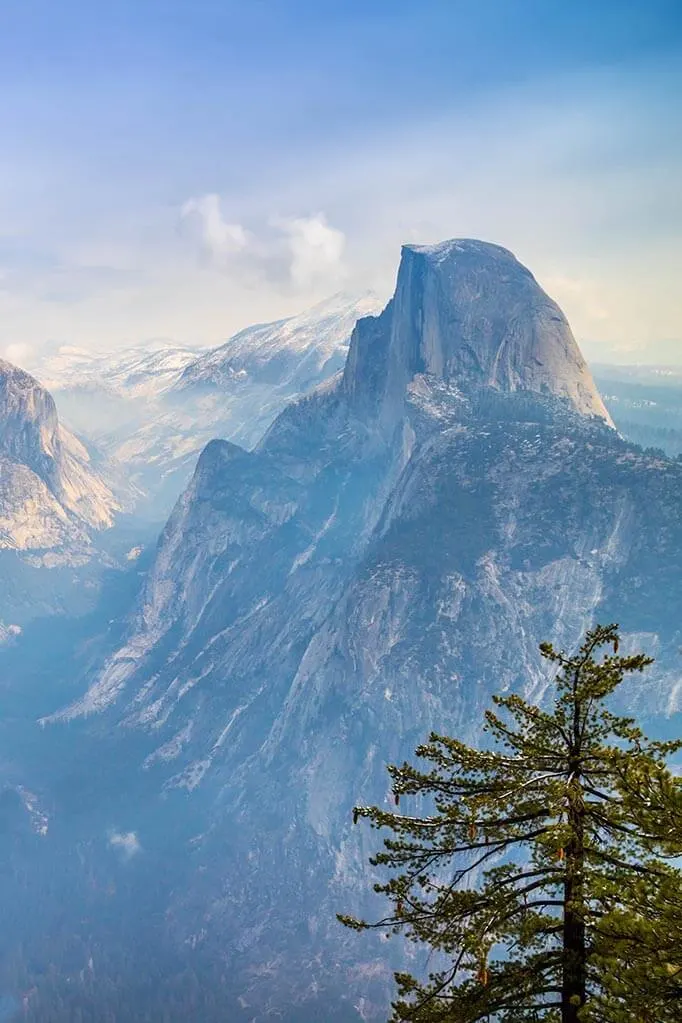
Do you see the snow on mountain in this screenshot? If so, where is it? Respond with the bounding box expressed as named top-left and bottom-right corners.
top-left (178, 291), bottom-right (381, 392)
top-left (47, 240), bottom-right (682, 1018)
top-left (28, 340), bottom-right (206, 400)
top-left (25, 294), bottom-right (383, 520)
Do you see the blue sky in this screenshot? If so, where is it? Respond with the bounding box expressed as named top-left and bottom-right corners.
top-left (0, 0), bottom-right (681, 361)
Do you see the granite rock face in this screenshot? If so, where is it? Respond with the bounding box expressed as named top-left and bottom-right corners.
top-left (50, 241), bottom-right (682, 1018)
top-left (342, 240), bottom-right (612, 426)
top-left (0, 359), bottom-right (123, 547)
top-left (0, 359), bottom-right (124, 625)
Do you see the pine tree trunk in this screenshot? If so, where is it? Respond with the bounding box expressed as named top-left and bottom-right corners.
top-left (562, 690), bottom-right (587, 1023)
top-left (562, 853), bottom-right (586, 1023)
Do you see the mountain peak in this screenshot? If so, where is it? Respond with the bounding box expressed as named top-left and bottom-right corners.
top-left (343, 238), bottom-right (613, 426)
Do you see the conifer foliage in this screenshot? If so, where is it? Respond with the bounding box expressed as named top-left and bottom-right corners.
top-left (340, 624), bottom-right (682, 1022)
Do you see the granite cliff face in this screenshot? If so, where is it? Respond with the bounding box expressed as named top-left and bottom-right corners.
top-left (0, 358), bottom-right (120, 545)
top-left (0, 359), bottom-right (125, 626)
top-left (47, 241), bottom-right (682, 1018)
top-left (342, 240), bottom-right (612, 425)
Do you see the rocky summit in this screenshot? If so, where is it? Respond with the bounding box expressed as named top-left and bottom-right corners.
top-left (15, 241), bottom-right (682, 1020)
top-left (341, 239), bottom-right (612, 426)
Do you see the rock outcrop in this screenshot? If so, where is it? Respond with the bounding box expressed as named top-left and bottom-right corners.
top-left (0, 359), bottom-right (128, 630)
top-left (342, 240), bottom-right (612, 425)
top-left (0, 359), bottom-right (120, 551)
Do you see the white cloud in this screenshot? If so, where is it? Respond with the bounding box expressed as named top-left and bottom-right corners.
top-left (179, 200), bottom-right (346, 292)
top-left (108, 829), bottom-right (141, 859)
top-left (180, 193), bottom-right (249, 261)
top-left (274, 213), bottom-right (346, 288)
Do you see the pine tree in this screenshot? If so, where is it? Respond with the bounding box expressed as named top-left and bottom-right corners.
top-left (340, 624), bottom-right (682, 1022)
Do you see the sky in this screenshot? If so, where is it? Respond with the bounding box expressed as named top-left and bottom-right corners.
top-left (0, 0), bottom-right (681, 364)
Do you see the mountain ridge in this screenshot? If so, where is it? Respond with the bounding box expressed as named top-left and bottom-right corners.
top-left (23, 294), bottom-right (383, 520)
top-left (177, 291), bottom-right (382, 392)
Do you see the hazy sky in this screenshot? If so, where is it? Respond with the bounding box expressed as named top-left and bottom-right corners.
top-left (0, 0), bottom-right (681, 363)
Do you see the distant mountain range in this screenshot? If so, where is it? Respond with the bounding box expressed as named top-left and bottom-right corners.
top-left (593, 363), bottom-right (682, 456)
top-left (27, 339), bottom-right (205, 401)
top-left (23, 293), bottom-right (382, 520)
top-left (178, 291), bottom-right (380, 392)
